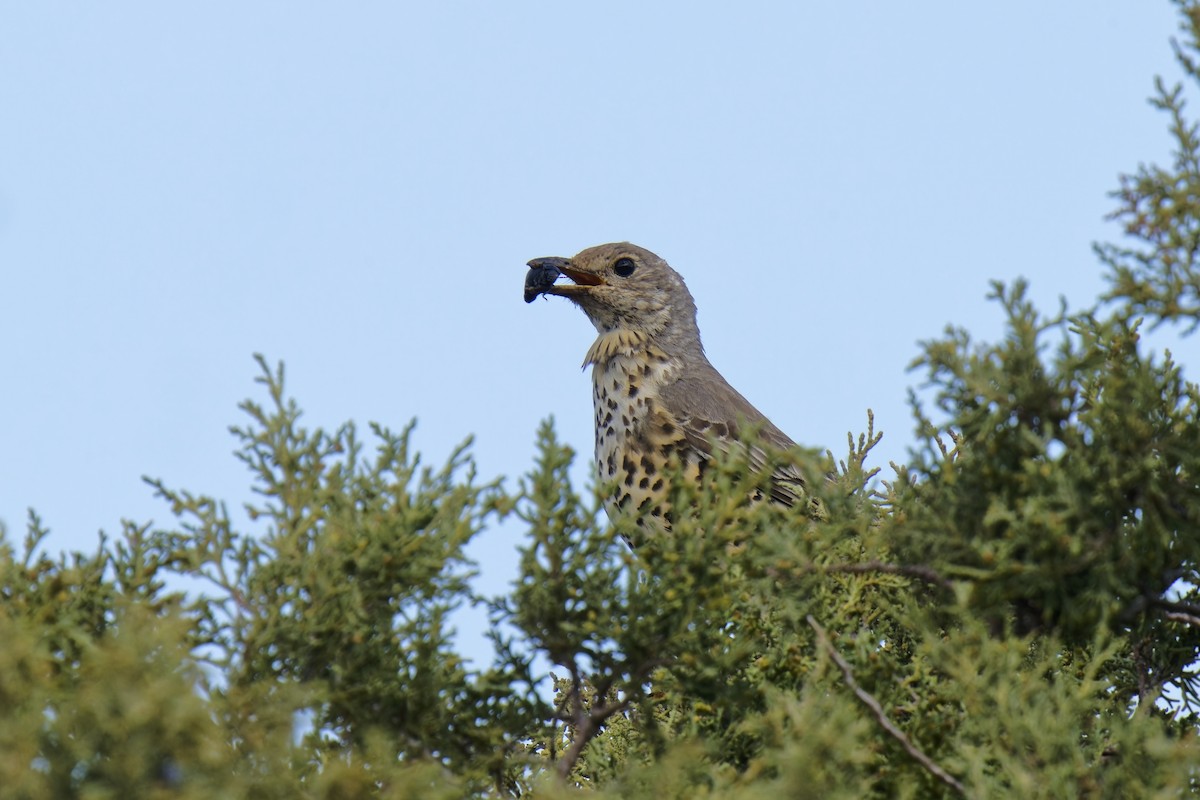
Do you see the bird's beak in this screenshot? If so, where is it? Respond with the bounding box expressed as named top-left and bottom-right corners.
top-left (525, 256), bottom-right (605, 299)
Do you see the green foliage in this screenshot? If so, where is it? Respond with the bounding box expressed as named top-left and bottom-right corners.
top-left (8, 3), bottom-right (1200, 796)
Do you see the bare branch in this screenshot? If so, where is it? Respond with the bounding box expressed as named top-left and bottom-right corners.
top-left (553, 657), bottom-right (668, 782)
top-left (807, 615), bottom-right (967, 797)
top-left (1153, 597), bottom-right (1200, 618)
top-left (1164, 610), bottom-right (1200, 627)
top-left (555, 695), bottom-right (631, 781)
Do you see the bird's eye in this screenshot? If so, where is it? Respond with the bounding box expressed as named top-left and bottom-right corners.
top-left (613, 257), bottom-right (636, 277)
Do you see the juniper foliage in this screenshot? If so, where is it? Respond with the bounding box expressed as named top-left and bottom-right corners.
top-left (6, 4), bottom-right (1200, 796)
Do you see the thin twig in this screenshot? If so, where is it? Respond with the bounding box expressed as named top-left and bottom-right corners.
top-left (1163, 610), bottom-right (1200, 627)
top-left (553, 657), bottom-right (668, 781)
top-left (1153, 597), bottom-right (1200, 618)
top-left (807, 615), bottom-right (967, 796)
top-left (555, 696), bottom-right (631, 780)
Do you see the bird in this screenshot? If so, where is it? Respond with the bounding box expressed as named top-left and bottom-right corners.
top-left (524, 242), bottom-right (815, 538)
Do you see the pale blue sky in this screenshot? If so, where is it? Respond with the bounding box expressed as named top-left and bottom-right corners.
top-left (2, 4), bottom-right (1193, 653)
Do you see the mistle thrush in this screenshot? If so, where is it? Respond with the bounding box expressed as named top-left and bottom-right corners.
top-left (525, 242), bottom-right (811, 534)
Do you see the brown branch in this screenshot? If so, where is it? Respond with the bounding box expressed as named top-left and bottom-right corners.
top-left (1118, 596), bottom-right (1200, 627)
top-left (555, 696), bottom-right (632, 780)
top-left (807, 615), bottom-right (967, 797)
top-left (553, 657), bottom-right (667, 781)
top-left (1152, 597), bottom-right (1200, 618)
top-left (1164, 610), bottom-right (1200, 627)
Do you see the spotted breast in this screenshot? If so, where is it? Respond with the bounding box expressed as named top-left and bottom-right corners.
top-left (588, 335), bottom-right (703, 532)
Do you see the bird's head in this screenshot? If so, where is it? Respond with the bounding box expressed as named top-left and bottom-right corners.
top-left (526, 242), bottom-right (701, 351)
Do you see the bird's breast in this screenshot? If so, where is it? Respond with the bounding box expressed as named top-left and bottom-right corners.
top-left (590, 350), bottom-right (698, 526)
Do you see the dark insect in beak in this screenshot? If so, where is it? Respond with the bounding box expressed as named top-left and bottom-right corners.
top-left (524, 261), bottom-right (564, 303)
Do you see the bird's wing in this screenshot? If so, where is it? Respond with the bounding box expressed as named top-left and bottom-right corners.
top-left (657, 364), bottom-right (808, 507)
